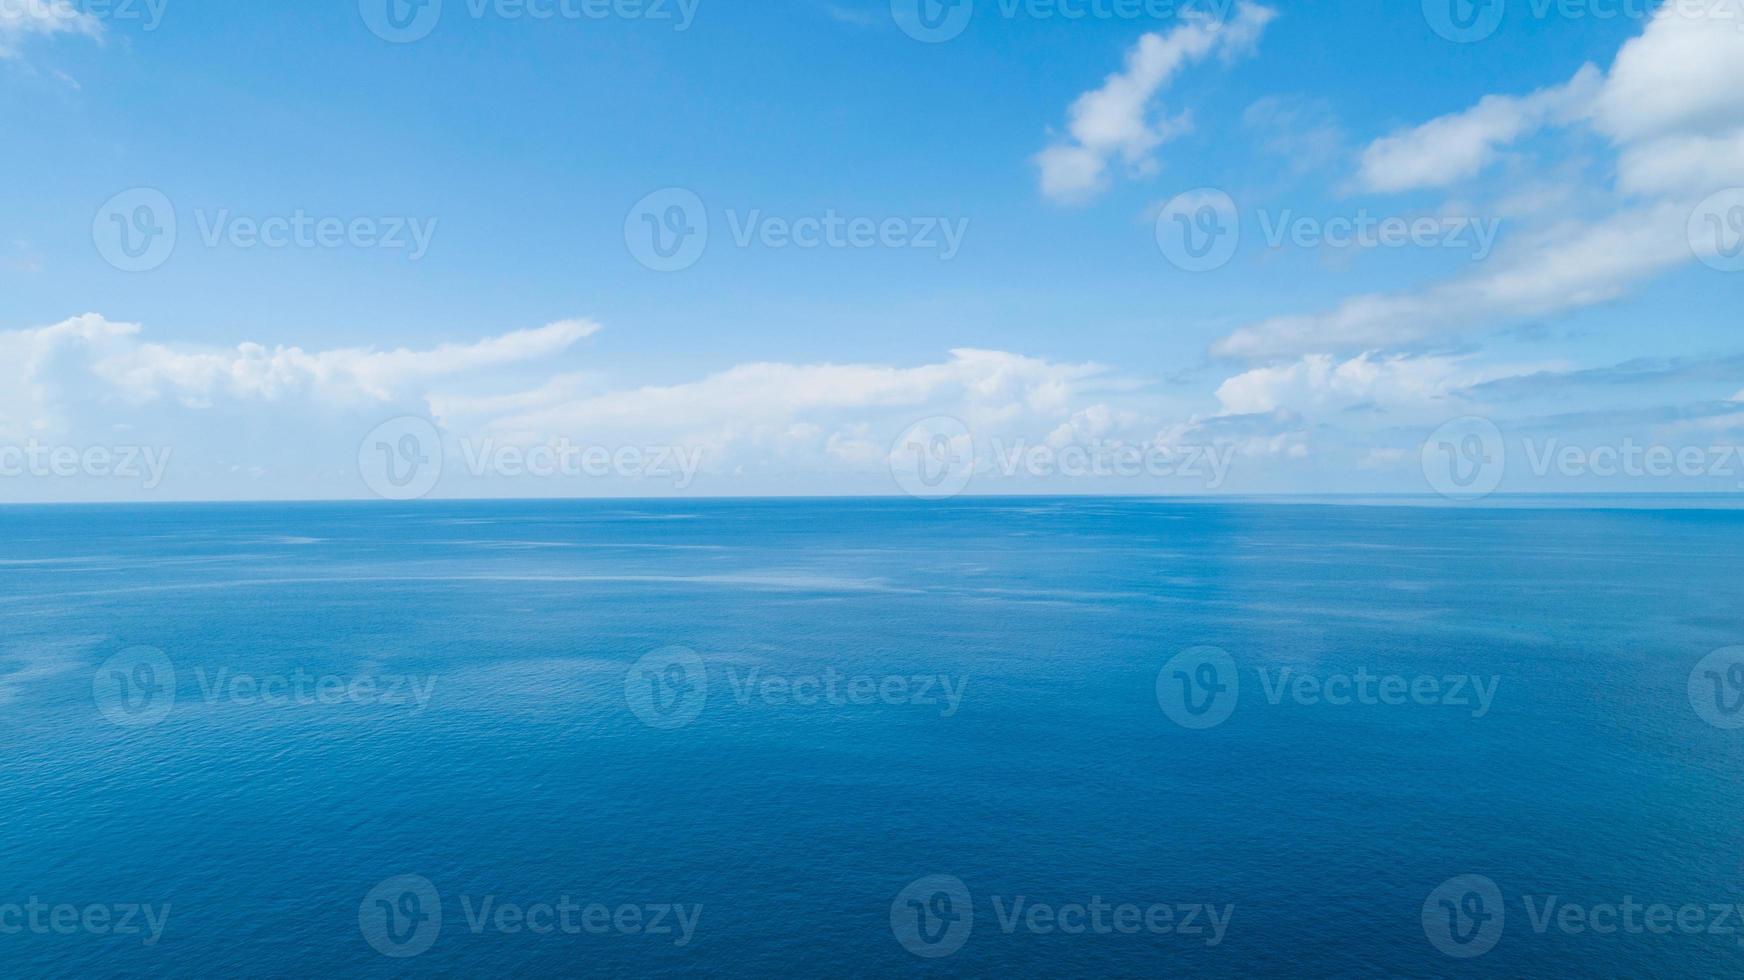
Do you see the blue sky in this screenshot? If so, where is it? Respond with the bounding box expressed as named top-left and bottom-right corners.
top-left (2, 0), bottom-right (1742, 500)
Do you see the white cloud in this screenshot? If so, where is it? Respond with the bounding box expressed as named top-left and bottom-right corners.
top-left (1591, 0), bottom-right (1744, 143)
top-left (5, 316), bottom-right (1234, 496)
top-left (99, 318), bottom-right (600, 404)
top-left (0, 0), bottom-right (102, 58)
top-left (1220, 1), bottom-right (1744, 360)
top-left (0, 314), bottom-right (598, 437)
top-left (479, 348), bottom-right (1117, 447)
top-left (1213, 351), bottom-right (1543, 416)
top-left (1615, 126), bottom-right (1744, 196)
top-left (1034, 2), bottom-right (1276, 203)
top-left (1356, 65), bottom-right (1600, 193)
top-left (1213, 199), bottom-right (1694, 359)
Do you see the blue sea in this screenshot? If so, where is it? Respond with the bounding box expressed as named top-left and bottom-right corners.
top-left (2, 498), bottom-right (1742, 977)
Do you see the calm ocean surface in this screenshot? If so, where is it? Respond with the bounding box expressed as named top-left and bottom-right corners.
top-left (2, 498), bottom-right (1742, 977)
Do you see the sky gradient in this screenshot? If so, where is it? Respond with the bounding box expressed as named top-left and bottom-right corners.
top-left (3, 0), bottom-right (1743, 500)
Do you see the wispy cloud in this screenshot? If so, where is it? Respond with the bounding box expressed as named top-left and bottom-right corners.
top-left (1216, 1), bottom-right (1744, 361)
top-left (0, 0), bottom-right (102, 59)
top-left (0, 314), bottom-right (599, 438)
top-left (1034, 2), bottom-right (1276, 204)
top-left (1356, 66), bottom-right (1601, 194)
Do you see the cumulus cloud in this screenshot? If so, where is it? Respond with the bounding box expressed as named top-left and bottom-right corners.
top-left (1035, 2), bottom-right (1277, 204)
top-left (1591, 0), bottom-right (1744, 143)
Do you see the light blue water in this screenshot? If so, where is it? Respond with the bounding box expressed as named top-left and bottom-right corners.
top-left (1, 498), bottom-right (1742, 976)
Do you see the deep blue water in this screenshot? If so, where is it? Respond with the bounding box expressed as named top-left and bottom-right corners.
top-left (2, 498), bottom-right (1742, 977)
